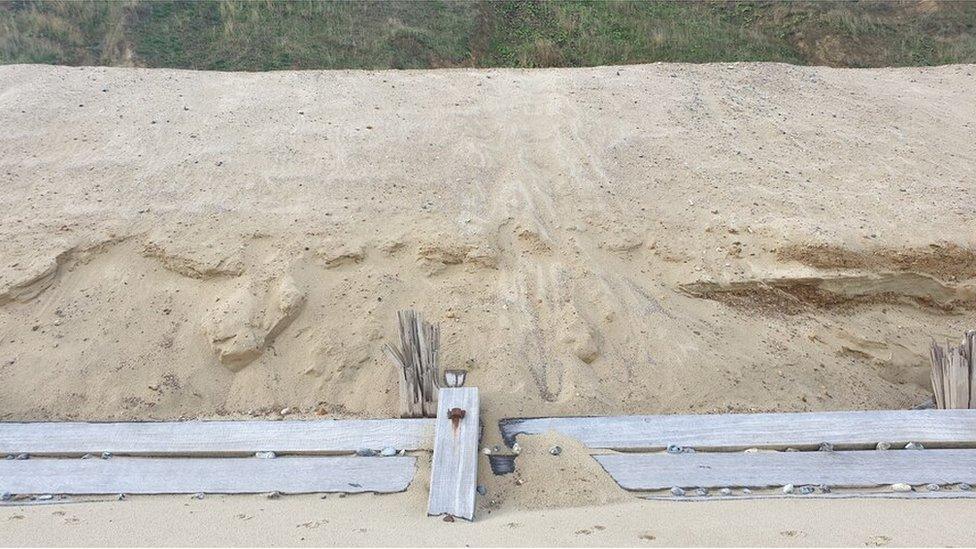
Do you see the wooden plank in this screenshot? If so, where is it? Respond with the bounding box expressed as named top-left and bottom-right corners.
top-left (0, 456), bottom-right (416, 494)
top-left (0, 419), bottom-right (435, 456)
top-left (596, 449), bottom-right (976, 491)
top-left (427, 387), bottom-right (479, 521)
top-left (499, 410), bottom-right (976, 451)
top-left (643, 491), bottom-right (976, 502)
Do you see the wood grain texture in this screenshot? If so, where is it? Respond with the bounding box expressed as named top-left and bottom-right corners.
top-left (427, 387), bottom-right (480, 521)
top-left (596, 449), bottom-right (976, 490)
top-left (499, 410), bottom-right (976, 451)
top-left (0, 456), bottom-right (416, 494)
top-left (0, 419), bottom-right (435, 456)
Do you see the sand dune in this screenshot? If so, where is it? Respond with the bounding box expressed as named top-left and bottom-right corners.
top-left (1, 64), bottom-right (974, 447)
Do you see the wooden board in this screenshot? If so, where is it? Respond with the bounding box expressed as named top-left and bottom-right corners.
top-left (642, 491), bottom-right (976, 501)
top-left (500, 410), bottom-right (976, 451)
top-left (0, 456), bottom-right (416, 494)
top-left (427, 387), bottom-right (479, 521)
top-left (596, 449), bottom-right (976, 490)
top-left (0, 419), bottom-right (435, 456)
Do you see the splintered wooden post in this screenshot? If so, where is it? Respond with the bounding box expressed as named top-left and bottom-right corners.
top-left (427, 387), bottom-right (480, 521)
top-left (383, 310), bottom-right (440, 418)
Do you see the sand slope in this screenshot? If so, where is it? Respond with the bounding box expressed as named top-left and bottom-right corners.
top-left (0, 63), bottom-right (974, 434)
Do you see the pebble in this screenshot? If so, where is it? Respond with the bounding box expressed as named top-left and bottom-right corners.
top-left (798, 485), bottom-right (815, 495)
top-left (15, 453), bottom-right (29, 460)
top-left (81, 453), bottom-right (94, 459)
top-left (36, 494), bottom-right (53, 501)
top-left (876, 442), bottom-right (891, 451)
top-left (891, 483), bottom-right (913, 493)
top-left (782, 484), bottom-right (795, 494)
top-left (380, 447), bottom-right (397, 457)
top-left (280, 408), bottom-right (291, 416)
top-left (266, 491), bottom-right (281, 499)
top-left (904, 442), bottom-right (924, 450)
top-left (101, 451), bottom-right (113, 460)
top-left (549, 446), bottom-right (562, 456)
top-left (682, 447), bottom-right (696, 454)
top-left (926, 483), bottom-right (941, 492)
top-left (670, 487), bottom-right (685, 497)
top-left (511, 443), bottom-right (521, 455)
top-left (818, 442), bottom-right (834, 452)
top-left (255, 451), bottom-right (276, 459)
top-left (784, 448), bottom-right (799, 452)
top-left (3, 455), bottom-right (12, 460)
top-left (482, 447), bottom-right (492, 455)
top-left (958, 483), bottom-right (972, 491)
top-left (666, 444), bottom-right (683, 454)
top-left (819, 484), bottom-right (831, 494)
top-left (117, 493), bottom-right (126, 500)
top-left (191, 492), bottom-right (205, 499)
top-left (443, 515), bottom-right (455, 523)
top-left (476, 485), bottom-right (487, 496)
top-left (744, 448), bottom-right (759, 453)
top-left (695, 487), bottom-right (709, 497)
top-left (355, 448), bottom-right (376, 457)
top-left (0, 492), bottom-right (10, 501)
top-left (742, 488), bottom-right (752, 495)
top-left (719, 488), bottom-right (732, 496)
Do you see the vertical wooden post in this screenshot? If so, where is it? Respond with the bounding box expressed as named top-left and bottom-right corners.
top-left (427, 387), bottom-right (480, 521)
top-left (383, 310), bottom-right (440, 418)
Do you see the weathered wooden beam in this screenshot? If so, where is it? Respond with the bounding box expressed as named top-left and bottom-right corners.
top-left (596, 449), bottom-right (976, 490)
top-left (0, 419), bottom-right (435, 457)
top-left (427, 387), bottom-right (480, 521)
top-left (0, 456), bottom-right (416, 494)
top-left (499, 410), bottom-right (976, 451)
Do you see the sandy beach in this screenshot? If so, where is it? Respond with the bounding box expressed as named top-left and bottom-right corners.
top-left (1, 62), bottom-right (975, 545)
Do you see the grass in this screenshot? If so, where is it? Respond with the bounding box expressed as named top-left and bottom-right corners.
top-left (2, 0), bottom-right (975, 70)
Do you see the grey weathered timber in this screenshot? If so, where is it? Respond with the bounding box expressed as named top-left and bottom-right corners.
top-left (427, 387), bottom-right (479, 521)
top-left (0, 419), bottom-right (435, 456)
top-left (642, 491), bottom-right (976, 501)
top-left (0, 456), bottom-right (416, 494)
top-left (499, 410), bottom-right (976, 451)
top-left (596, 449), bottom-right (976, 490)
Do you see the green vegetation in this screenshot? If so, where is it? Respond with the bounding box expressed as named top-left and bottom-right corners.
top-left (2, 0), bottom-right (975, 70)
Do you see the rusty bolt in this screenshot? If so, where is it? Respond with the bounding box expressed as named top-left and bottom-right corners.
top-left (448, 407), bottom-right (466, 429)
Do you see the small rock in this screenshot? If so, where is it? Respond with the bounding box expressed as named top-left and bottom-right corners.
top-left (876, 442), bottom-right (891, 451)
top-left (0, 492), bottom-right (11, 501)
top-left (255, 451), bottom-right (276, 459)
top-left (719, 488), bottom-right (732, 496)
top-left (476, 485), bottom-right (487, 496)
top-left (511, 443), bottom-right (521, 455)
top-left (904, 442), bottom-right (924, 450)
top-left (926, 483), bottom-right (941, 492)
top-left (280, 408), bottom-right (291, 416)
top-left (493, 445), bottom-right (501, 453)
top-left (515, 477), bottom-right (525, 486)
top-left (798, 485), bottom-right (815, 495)
top-left (4, 455), bottom-right (13, 460)
top-left (742, 488), bottom-right (752, 495)
top-left (958, 483), bottom-right (972, 491)
top-left (117, 493), bottom-right (126, 500)
top-left (666, 444), bottom-right (683, 454)
top-left (266, 491), bottom-right (281, 499)
top-left (15, 453), bottom-right (29, 460)
top-left (782, 484), bottom-right (795, 494)
top-left (443, 515), bottom-right (455, 523)
top-left (481, 447), bottom-right (492, 455)
top-left (819, 484), bottom-right (831, 493)
top-left (101, 451), bottom-right (113, 459)
top-left (785, 448), bottom-right (799, 452)
top-left (81, 453), bottom-right (94, 459)
top-left (818, 442), bottom-right (834, 452)
top-left (36, 494), bottom-right (53, 501)
top-left (695, 487), bottom-right (709, 497)
top-left (355, 448), bottom-right (376, 457)
top-left (191, 492), bottom-right (205, 499)
top-left (682, 447), bottom-right (696, 454)
top-left (670, 487), bottom-right (685, 497)
top-left (744, 448), bottom-right (759, 453)
top-left (380, 447), bottom-right (397, 457)
top-left (549, 446), bottom-right (562, 456)
top-left (891, 483), bottom-right (913, 493)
